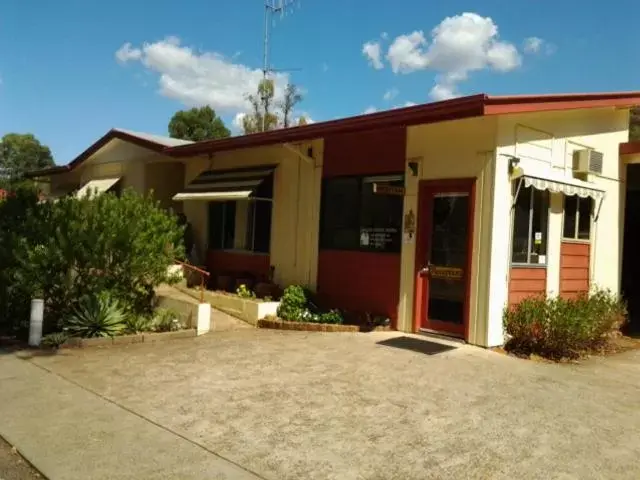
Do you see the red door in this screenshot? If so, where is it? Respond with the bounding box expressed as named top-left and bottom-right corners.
top-left (414, 179), bottom-right (475, 338)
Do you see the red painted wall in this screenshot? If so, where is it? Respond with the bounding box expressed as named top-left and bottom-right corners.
top-left (317, 250), bottom-right (400, 322)
top-left (560, 242), bottom-right (590, 299)
top-left (317, 128), bottom-right (406, 325)
top-left (206, 250), bottom-right (271, 280)
top-left (508, 267), bottom-right (547, 306)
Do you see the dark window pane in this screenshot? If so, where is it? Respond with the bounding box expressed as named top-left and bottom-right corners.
top-left (359, 179), bottom-right (403, 253)
top-left (577, 198), bottom-right (592, 240)
top-left (511, 186), bottom-right (531, 263)
top-left (563, 196), bottom-right (578, 239)
top-left (253, 200), bottom-right (272, 253)
top-left (530, 189), bottom-right (549, 263)
top-left (320, 178), bottom-right (360, 249)
top-left (209, 201), bottom-right (235, 250)
top-left (222, 201), bottom-right (236, 249)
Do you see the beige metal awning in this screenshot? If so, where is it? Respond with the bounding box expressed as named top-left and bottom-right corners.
top-left (75, 177), bottom-right (121, 199)
top-left (173, 166), bottom-right (275, 202)
top-left (512, 164), bottom-right (604, 200)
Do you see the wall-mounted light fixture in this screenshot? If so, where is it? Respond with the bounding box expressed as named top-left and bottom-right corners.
top-left (501, 154), bottom-right (521, 175)
top-left (408, 161), bottom-right (419, 177)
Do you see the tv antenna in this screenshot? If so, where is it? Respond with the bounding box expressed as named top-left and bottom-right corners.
top-left (262, 0), bottom-right (300, 78)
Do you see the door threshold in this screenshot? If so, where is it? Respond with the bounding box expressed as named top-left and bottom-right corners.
top-left (418, 328), bottom-right (466, 344)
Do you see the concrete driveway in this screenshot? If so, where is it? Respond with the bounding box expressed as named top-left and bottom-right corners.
top-left (24, 330), bottom-right (640, 480)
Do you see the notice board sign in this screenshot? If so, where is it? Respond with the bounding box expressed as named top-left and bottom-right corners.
top-left (360, 227), bottom-right (399, 251)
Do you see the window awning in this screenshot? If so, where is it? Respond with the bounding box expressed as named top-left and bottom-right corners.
top-left (512, 165), bottom-right (604, 200)
top-left (75, 177), bottom-right (121, 198)
top-left (173, 166), bottom-right (275, 202)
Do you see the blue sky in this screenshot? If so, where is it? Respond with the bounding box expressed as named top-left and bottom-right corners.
top-left (1, 0), bottom-right (639, 165)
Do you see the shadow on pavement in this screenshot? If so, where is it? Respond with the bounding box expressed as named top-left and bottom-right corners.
top-left (376, 336), bottom-right (457, 356)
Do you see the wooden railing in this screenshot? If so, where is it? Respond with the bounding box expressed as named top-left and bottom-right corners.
top-left (174, 260), bottom-right (211, 303)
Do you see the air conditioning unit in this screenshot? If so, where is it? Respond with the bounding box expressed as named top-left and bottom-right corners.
top-left (572, 149), bottom-right (603, 175)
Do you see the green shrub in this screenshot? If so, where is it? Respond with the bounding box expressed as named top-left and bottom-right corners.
top-left (63, 293), bottom-right (126, 338)
top-left (276, 285), bottom-right (307, 321)
top-left (152, 308), bottom-right (183, 332)
top-left (41, 332), bottom-right (68, 349)
top-left (503, 288), bottom-right (627, 360)
top-left (0, 188), bottom-right (184, 337)
top-left (124, 315), bottom-right (154, 334)
top-left (316, 309), bottom-right (344, 324)
top-left (236, 284), bottom-right (256, 299)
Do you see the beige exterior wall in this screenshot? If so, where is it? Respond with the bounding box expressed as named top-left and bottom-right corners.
top-left (181, 140), bottom-right (323, 288)
top-left (144, 161), bottom-right (185, 212)
top-left (398, 117), bottom-right (498, 346)
top-left (493, 107), bottom-right (630, 345)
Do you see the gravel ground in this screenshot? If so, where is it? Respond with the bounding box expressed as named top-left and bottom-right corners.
top-left (27, 329), bottom-right (640, 480)
top-left (0, 437), bottom-right (42, 480)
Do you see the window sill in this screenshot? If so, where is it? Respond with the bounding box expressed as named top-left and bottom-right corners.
top-left (561, 238), bottom-right (591, 244)
top-left (511, 263), bottom-right (547, 268)
top-left (209, 249), bottom-right (270, 256)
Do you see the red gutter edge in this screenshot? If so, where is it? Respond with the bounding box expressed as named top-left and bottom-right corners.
top-left (24, 129), bottom-right (170, 178)
top-left (620, 142), bottom-right (640, 155)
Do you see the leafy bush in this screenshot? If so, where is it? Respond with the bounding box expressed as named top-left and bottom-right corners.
top-left (236, 284), bottom-right (256, 299)
top-left (503, 288), bottom-right (627, 360)
top-left (124, 315), bottom-right (154, 334)
top-left (152, 308), bottom-right (183, 332)
top-left (41, 332), bottom-right (68, 349)
top-left (316, 309), bottom-right (344, 324)
top-left (64, 293), bottom-right (126, 338)
top-left (0, 188), bottom-right (184, 337)
top-left (276, 285), bottom-right (307, 321)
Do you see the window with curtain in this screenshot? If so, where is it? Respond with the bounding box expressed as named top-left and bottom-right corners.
top-left (511, 185), bottom-right (549, 264)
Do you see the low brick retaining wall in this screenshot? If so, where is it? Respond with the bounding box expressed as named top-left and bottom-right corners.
top-left (62, 329), bottom-right (196, 348)
top-left (257, 319), bottom-right (392, 333)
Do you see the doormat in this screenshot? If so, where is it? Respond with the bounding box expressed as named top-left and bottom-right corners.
top-left (377, 336), bottom-right (457, 356)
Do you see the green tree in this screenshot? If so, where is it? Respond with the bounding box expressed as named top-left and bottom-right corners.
top-left (242, 79), bottom-right (304, 134)
top-left (630, 107), bottom-right (640, 141)
top-left (0, 189), bottom-right (184, 337)
top-left (168, 106), bottom-right (230, 141)
top-left (279, 83), bottom-right (303, 128)
top-left (0, 133), bottom-right (54, 180)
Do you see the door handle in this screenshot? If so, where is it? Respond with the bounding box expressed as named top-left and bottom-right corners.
top-left (419, 265), bottom-right (430, 276)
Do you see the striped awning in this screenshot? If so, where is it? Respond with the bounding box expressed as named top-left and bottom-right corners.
top-left (173, 166), bottom-right (275, 202)
top-left (512, 164), bottom-right (604, 200)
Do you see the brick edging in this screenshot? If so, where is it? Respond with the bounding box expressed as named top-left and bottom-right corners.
top-left (257, 319), bottom-right (360, 332)
top-left (61, 329), bottom-right (196, 348)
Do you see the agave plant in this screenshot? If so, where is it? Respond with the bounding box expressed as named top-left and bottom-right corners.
top-left (41, 332), bottom-right (69, 349)
top-left (64, 293), bottom-right (126, 338)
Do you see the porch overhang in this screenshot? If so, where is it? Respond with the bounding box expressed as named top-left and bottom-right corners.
top-left (173, 165), bottom-right (275, 202)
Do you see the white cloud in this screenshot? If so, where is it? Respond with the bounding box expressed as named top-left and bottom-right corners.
top-left (523, 36), bottom-right (556, 55)
top-left (381, 32), bottom-right (389, 40)
top-left (382, 12), bottom-right (524, 100)
top-left (362, 41), bottom-right (384, 70)
top-left (383, 88), bottom-right (399, 101)
top-left (363, 106), bottom-right (378, 114)
top-left (115, 37), bottom-right (290, 115)
top-left (387, 31), bottom-right (429, 73)
top-left (116, 42), bottom-right (142, 63)
top-left (232, 112), bottom-right (247, 131)
top-left (523, 37), bottom-right (543, 54)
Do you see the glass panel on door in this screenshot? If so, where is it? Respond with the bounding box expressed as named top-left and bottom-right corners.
top-left (425, 192), bottom-right (470, 328)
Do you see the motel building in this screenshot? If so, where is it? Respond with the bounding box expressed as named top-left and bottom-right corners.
top-left (30, 92), bottom-right (640, 347)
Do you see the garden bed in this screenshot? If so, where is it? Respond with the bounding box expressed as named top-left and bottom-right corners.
top-left (176, 285), bottom-right (279, 326)
top-left (62, 329), bottom-right (196, 348)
